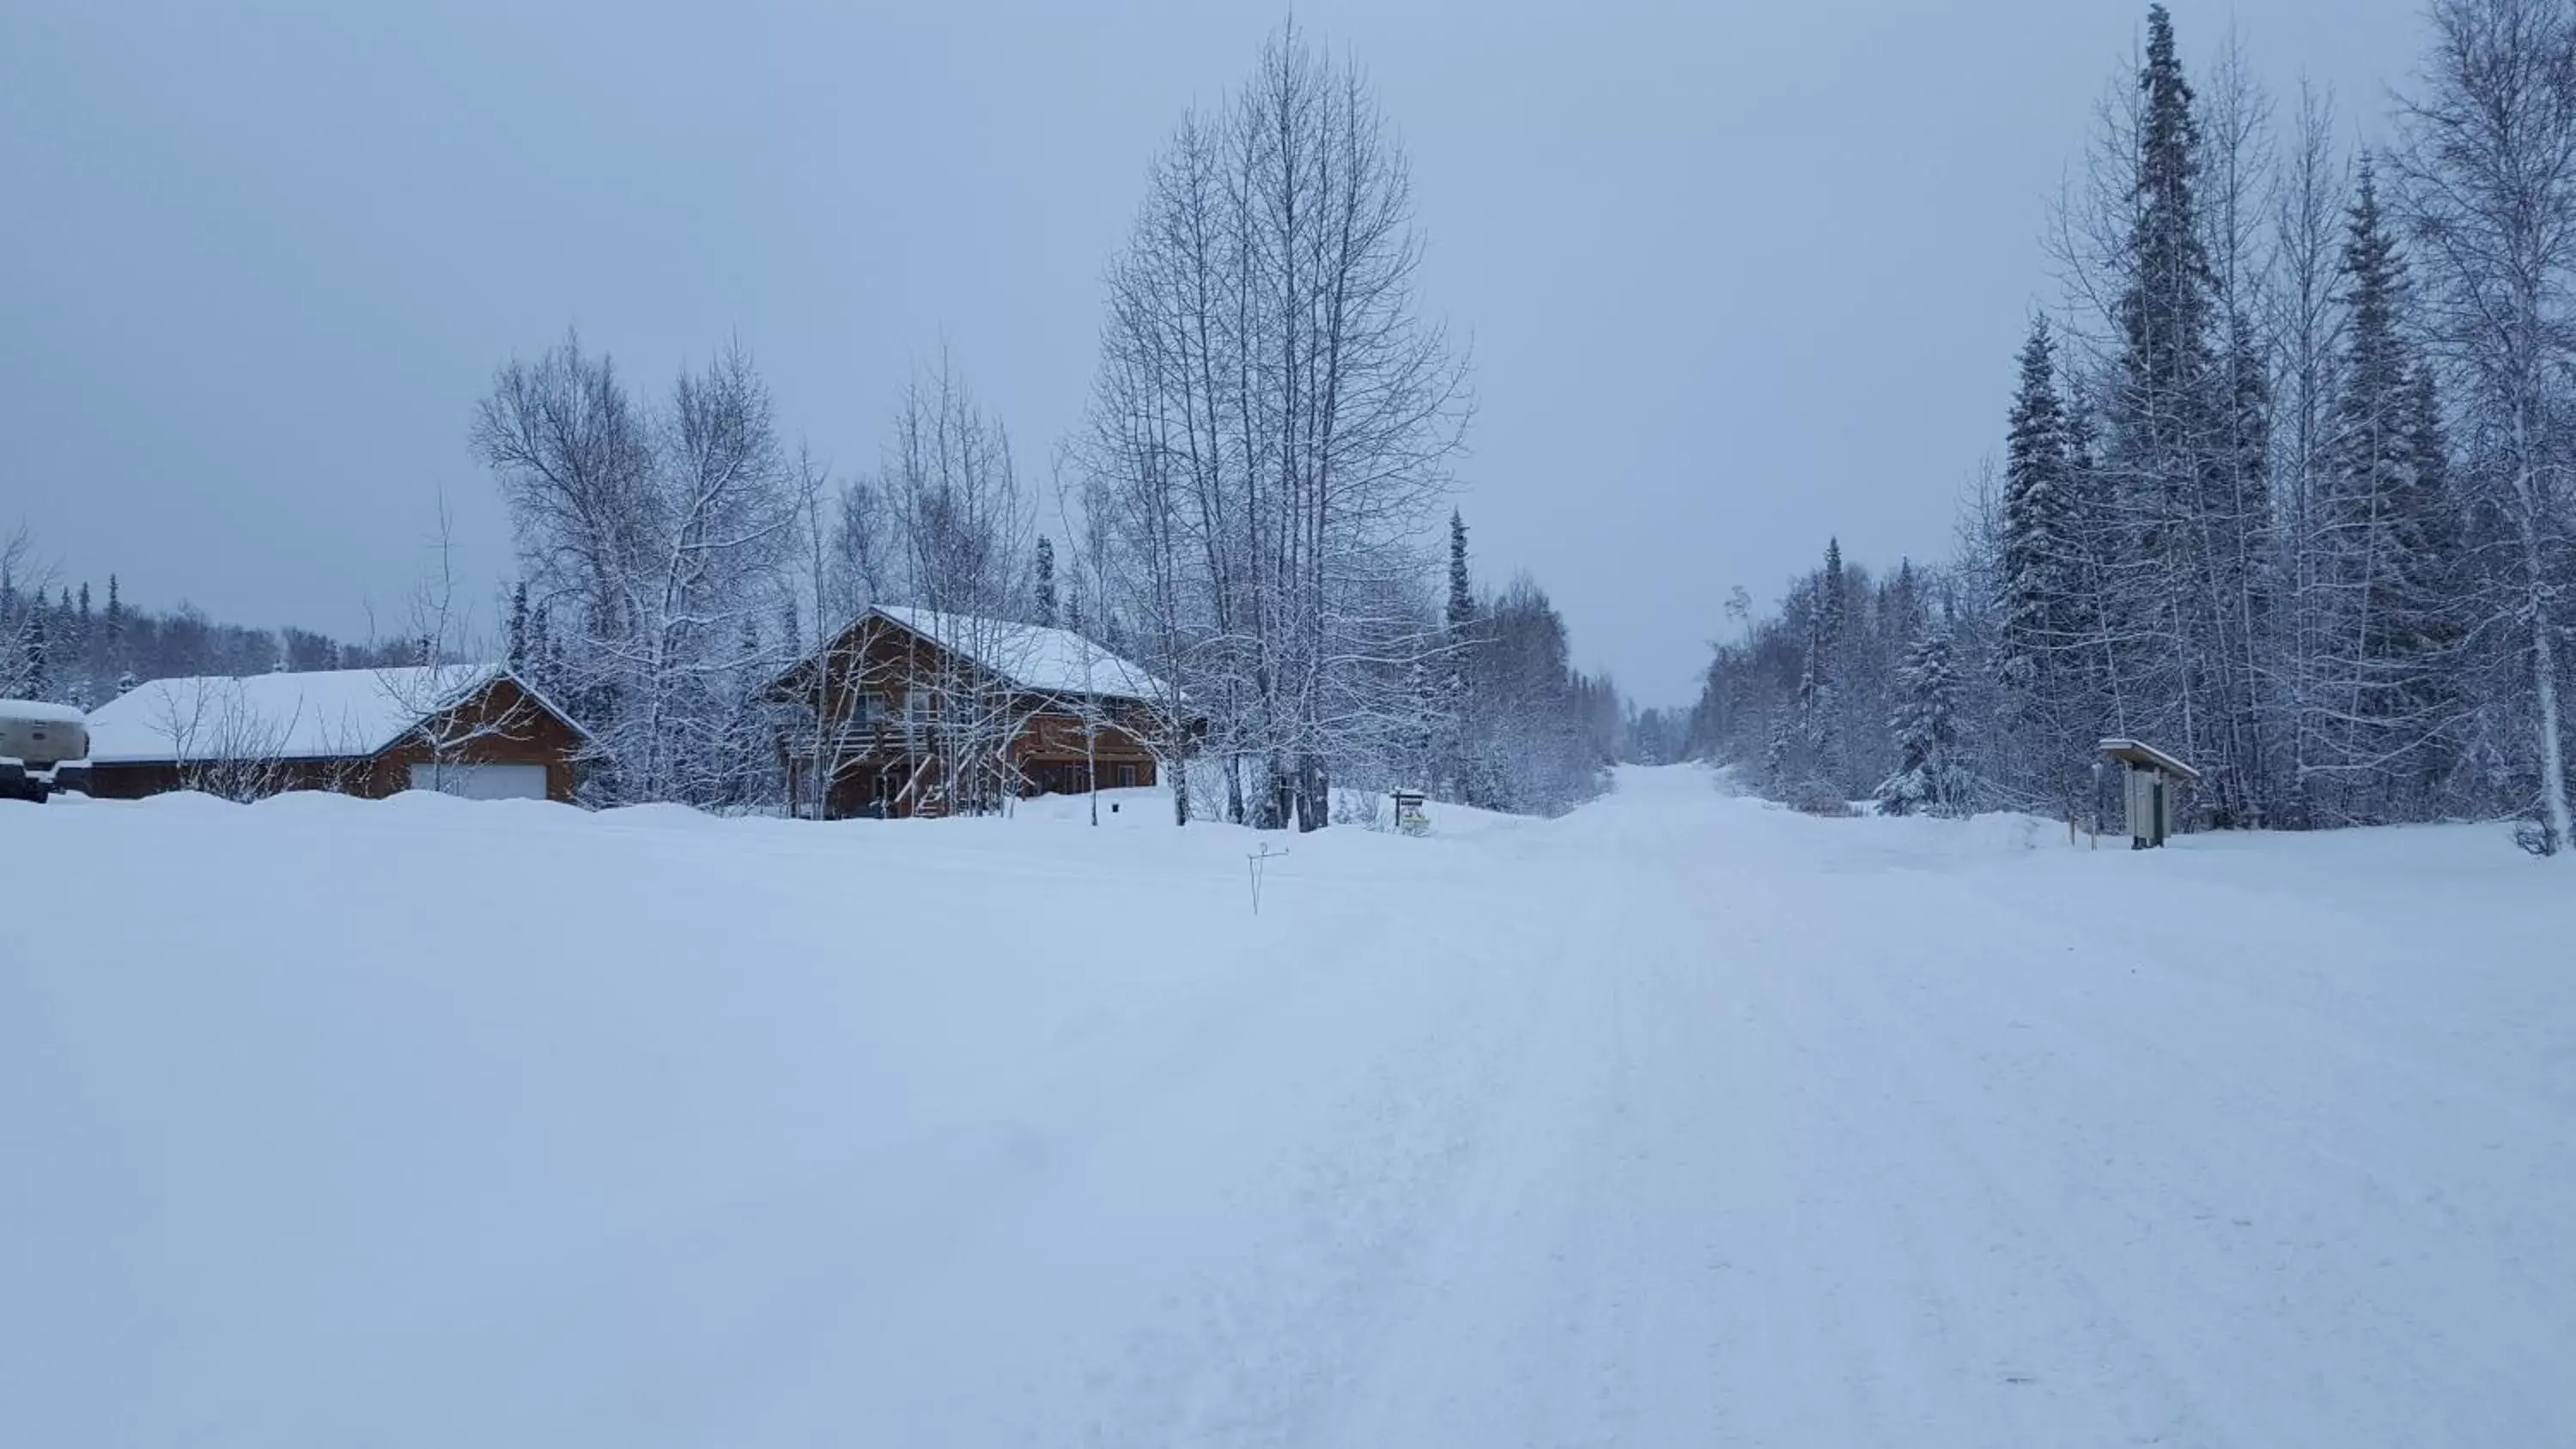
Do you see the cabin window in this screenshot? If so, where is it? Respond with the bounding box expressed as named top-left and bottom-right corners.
top-left (846, 692), bottom-right (887, 725)
top-left (1115, 763), bottom-right (1138, 789)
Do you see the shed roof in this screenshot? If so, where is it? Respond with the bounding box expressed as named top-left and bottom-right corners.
top-left (2099, 737), bottom-right (2202, 781)
top-left (85, 665), bottom-right (580, 765)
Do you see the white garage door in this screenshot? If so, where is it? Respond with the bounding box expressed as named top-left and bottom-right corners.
top-left (408, 762), bottom-right (550, 800)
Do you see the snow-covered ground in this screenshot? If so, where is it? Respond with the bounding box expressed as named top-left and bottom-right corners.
top-left (4, 767), bottom-right (2571, 1447)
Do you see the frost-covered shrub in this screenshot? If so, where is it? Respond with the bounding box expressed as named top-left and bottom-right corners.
top-left (1786, 778), bottom-right (1858, 817)
top-left (1333, 790), bottom-right (1387, 831)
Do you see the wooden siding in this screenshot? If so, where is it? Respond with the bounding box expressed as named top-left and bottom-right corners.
top-left (87, 675), bottom-right (584, 803)
top-left (773, 614), bottom-right (1170, 819)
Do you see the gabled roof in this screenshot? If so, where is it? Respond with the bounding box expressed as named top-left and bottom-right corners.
top-left (84, 664), bottom-right (583, 765)
top-left (792, 605), bottom-right (1174, 705)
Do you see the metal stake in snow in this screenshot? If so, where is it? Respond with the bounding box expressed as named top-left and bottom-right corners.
top-left (1247, 844), bottom-right (1287, 916)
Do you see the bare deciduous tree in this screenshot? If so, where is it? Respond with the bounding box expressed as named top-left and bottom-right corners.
top-left (2396, 0), bottom-right (2576, 852)
top-left (473, 334), bottom-right (798, 807)
top-left (1078, 22), bottom-right (1470, 831)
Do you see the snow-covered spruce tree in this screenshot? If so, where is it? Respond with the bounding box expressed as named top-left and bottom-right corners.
top-left (2081, 3), bottom-right (2287, 828)
top-left (1877, 624), bottom-right (1972, 816)
top-left (2399, 366), bottom-right (2469, 811)
top-left (100, 573), bottom-right (125, 684)
top-left (1796, 538), bottom-right (1848, 798)
top-left (2306, 160), bottom-right (2465, 824)
top-left (1441, 509), bottom-right (1479, 803)
top-left (1847, 559), bottom-right (1926, 795)
top-left (506, 580), bottom-right (531, 673)
top-left (19, 602), bottom-right (49, 701)
top-left (1941, 462), bottom-right (2015, 803)
top-left (1996, 314), bottom-right (2098, 806)
top-left (1032, 537), bottom-right (1056, 627)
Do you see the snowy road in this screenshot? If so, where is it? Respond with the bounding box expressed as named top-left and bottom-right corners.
top-left (6, 768), bottom-right (2573, 1446)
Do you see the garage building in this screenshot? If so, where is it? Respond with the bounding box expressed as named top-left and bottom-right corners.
top-left (82, 664), bottom-right (587, 803)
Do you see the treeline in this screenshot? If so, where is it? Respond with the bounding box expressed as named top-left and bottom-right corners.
top-left (1693, 545), bottom-right (1954, 815)
top-left (0, 527), bottom-right (408, 707)
top-left (1436, 515), bottom-right (1620, 817)
top-left (477, 23), bottom-right (1616, 825)
top-left (1695, 1), bottom-right (2576, 852)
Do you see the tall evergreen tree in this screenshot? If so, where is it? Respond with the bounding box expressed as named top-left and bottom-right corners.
top-left (2309, 160), bottom-right (2459, 822)
top-left (1876, 624), bottom-right (1971, 816)
top-left (1997, 314), bottom-right (2093, 802)
top-left (1799, 538), bottom-right (1849, 790)
top-left (526, 599), bottom-right (554, 692)
top-left (1033, 537), bottom-right (1057, 627)
top-left (1440, 510), bottom-right (1479, 801)
top-left (70, 581), bottom-right (92, 696)
top-left (21, 607), bottom-right (50, 701)
top-left (507, 581), bottom-right (532, 672)
top-left (2394, 362), bottom-right (2466, 810)
top-left (2104, 3), bottom-right (2274, 825)
top-left (2209, 304), bottom-right (2279, 822)
top-left (1445, 510), bottom-right (1475, 634)
top-left (102, 573), bottom-right (125, 677)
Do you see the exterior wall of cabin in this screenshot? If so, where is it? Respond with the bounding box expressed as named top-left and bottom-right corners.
top-left (84, 676), bottom-right (582, 803)
top-left (775, 615), bottom-right (1170, 820)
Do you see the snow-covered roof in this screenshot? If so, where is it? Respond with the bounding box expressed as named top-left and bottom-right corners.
top-left (84, 665), bottom-right (552, 765)
top-left (0, 699), bottom-right (89, 726)
top-left (870, 606), bottom-right (1176, 703)
top-left (2099, 737), bottom-right (2202, 781)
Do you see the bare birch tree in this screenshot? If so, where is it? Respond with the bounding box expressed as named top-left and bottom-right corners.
top-left (878, 355), bottom-right (1046, 815)
top-left (2271, 83), bottom-right (2351, 824)
top-left (2397, 0), bottom-right (2576, 852)
top-left (1079, 22), bottom-right (1470, 830)
top-left (473, 334), bottom-right (798, 807)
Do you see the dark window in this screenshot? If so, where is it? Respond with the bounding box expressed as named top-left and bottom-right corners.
top-left (1115, 763), bottom-right (1138, 789)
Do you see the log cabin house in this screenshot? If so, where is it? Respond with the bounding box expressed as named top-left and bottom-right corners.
top-left (82, 664), bottom-right (589, 802)
top-left (769, 606), bottom-right (1182, 819)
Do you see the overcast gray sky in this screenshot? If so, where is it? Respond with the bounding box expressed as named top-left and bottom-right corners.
top-left (2, 1), bottom-right (2427, 703)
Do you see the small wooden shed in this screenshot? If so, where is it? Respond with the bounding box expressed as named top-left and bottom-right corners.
top-left (2099, 738), bottom-right (2200, 848)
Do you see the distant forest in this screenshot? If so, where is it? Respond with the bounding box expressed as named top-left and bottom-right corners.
top-left (0, 530), bottom-right (415, 710)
